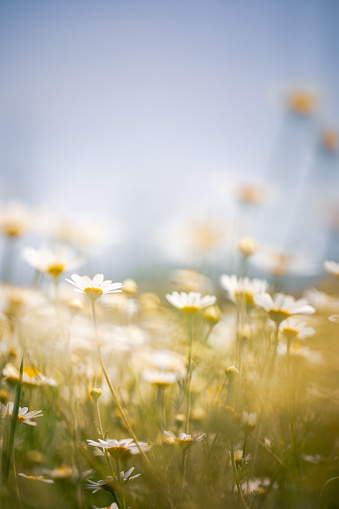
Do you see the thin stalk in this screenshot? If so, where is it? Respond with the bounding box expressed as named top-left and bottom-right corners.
top-left (230, 441), bottom-right (250, 509)
top-left (286, 339), bottom-right (301, 483)
top-left (180, 448), bottom-right (188, 503)
top-left (91, 300), bottom-right (175, 509)
top-left (185, 315), bottom-right (194, 435)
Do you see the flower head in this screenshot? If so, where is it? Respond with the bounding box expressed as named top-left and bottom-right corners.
top-left (220, 275), bottom-right (267, 305)
top-left (66, 274), bottom-right (123, 301)
top-left (324, 260), bottom-right (339, 277)
top-left (279, 317), bottom-right (315, 341)
top-left (22, 247), bottom-right (83, 279)
top-left (87, 438), bottom-right (149, 458)
top-left (166, 291), bottom-right (216, 314)
top-left (18, 473), bottom-right (54, 484)
top-left (0, 402), bottom-right (43, 426)
top-left (254, 292), bottom-right (315, 324)
top-left (163, 431), bottom-right (206, 450)
top-left (87, 468), bottom-right (140, 494)
top-left (241, 411), bottom-right (257, 433)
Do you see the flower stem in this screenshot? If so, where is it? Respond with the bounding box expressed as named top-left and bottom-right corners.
top-left (230, 440), bottom-right (250, 509)
top-left (185, 315), bottom-right (194, 435)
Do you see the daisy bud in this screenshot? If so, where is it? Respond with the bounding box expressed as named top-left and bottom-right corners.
top-left (123, 278), bottom-right (138, 297)
top-left (238, 236), bottom-right (258, 258)
top-left (225, 366), bottom-right (239, 381)
top-left (201, 305), bottom-right (222, 324)
top-left (90, 388), bottom-right (102, 401)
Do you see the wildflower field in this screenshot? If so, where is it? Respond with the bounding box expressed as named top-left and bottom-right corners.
top-left (0, 206), bottom-right (339, 509)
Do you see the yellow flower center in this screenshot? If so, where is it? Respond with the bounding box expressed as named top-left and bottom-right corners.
top-left (107, 445), bottom-right (130, 459)
top-left (181, 305), bottom-right (200, 314)
top-left (47, 263), bottom-right (65, 278)
top-left (84, 287), bottom-right (104, 300)
top-left (17, 414), bottom-right (26, 423)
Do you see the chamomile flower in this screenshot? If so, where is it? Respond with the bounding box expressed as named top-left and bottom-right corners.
top-left (66, 274), bottom-right (123, 301)
top-left (86, 468), bottom-right (140, 493)
top-left (18, 473), bottom-right (54, 484)
top-left (166, 291), bottom-right (216, 313)
top-left (142, 369), bottom-right (183, 386)
top-left (22, 246), bottom-right (83, 279)
top-left (241, 412), bottom-right (257, 433)
top-left (87, 438), bottom-right (149, 458)
top-left (254, 292), bottom-right (315, 324)
top-left (163, 431), bottom-right (206, 450)
top-left (0, 402), bottom-right (43, 426)
top-left (324, 260), bottom-right (339, 277)
top-left (3, 363), bottom-right (57, 387)
top-left (0, 202), bottom-right (32, 238)
top-left (220, 275), bottom-right (267, 305)
top-left (279, 318), bottom-right (315, 340)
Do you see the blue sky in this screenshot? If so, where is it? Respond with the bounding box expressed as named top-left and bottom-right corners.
top-left (0, 0), bottom-right (338, 274)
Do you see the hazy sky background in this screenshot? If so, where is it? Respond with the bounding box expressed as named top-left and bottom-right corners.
top-left (0, 0), bottom-right (338, 276)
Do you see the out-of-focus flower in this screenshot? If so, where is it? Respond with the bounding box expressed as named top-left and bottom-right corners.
top-left (220, 275), bottom-right (267, 305)
top-left (18, 473), bottom-right (54, 484)
top-left (171, 269), bottom-right (211, 293)
top-left (225, 365), bottom-right (239, 381)
top-left (277, 343), bottom-right (323, 364)
top-left (90, 388), bottom-right (102, 401)
top-left (305, 289), bottom-right (339, 314)
top-left (238, 237), bottom-right (258, 258)
top-left (241, 412), bottom-right (257, 433)
top-left (93, 504), bottom-right (118, 509)
top-left (0, 202), bottom-right (32, 238)
top-left (2, 363), bottom-right (57, 387)
top-left (233, 449), bottom-right (243, 465)
top-left (158, 215), bottom-right (229, 264)
top-left (142, 369), bottom-right (183, 386)
top-left (201, 305), bottom-right (222, 325)
top-left (254, 293), bottom-right (315, 324)
top-left (163, 431), bottom-right (206, 450)
top-left (122, 278), bottom-right (138, 297)
top-left (324, 260), bottom-right (339, 277)
top-left (87, 469), bottom-right (140, 494)
top-left (66, 274), bottom-right (122, 301)
top-left (279, 318), bottom-right (315, 340)
top-left (0, 285), bottom-right (46, 318)
top-left (252, 248), bottom-right (317, 277)
top-left (0, 402), bottom-right (43, 426)
top-left (288, 91), bottom-right (316, 115)
top-left (322, 129), bottom-right (338, 153)
top-left (52, 216), bottom-right (114, 250)
top-left (329, 314), bottom-right (339, 323)
top-left (22, 247), bottom-right (83, 279)
top-left (166, 291), bottom-right (216, 313)
top-left (236, 183), bottom-right (267, 206)
top-left (47, 465), bottom-right (77, 481)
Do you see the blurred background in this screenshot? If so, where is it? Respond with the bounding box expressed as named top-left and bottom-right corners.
top-left (0, 0), bottom-right (338, 285)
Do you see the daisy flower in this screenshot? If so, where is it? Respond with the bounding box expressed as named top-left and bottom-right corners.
top-left (22, 246), bottom-right (83, 279)
top-left (166, 291), bottom-right (216, 313)
top-left (0, 402), bottom-right (43, 426)
top-left (18, 473), bottom-right (54, 484)
top-left (279, 317), bottom-right (315, 340)
top-left (324, 260), bottom-right (339, 277)
top-left (163, 431), bottom-right (206, 450)
top-left (66, 274), bottom-right (123, 301)
top-left (86, 468), bottom-right (140, 493)
top-left (254, 292), bottom-right (315, 324)
top-left (220, 275), bottom-right (267, 305)
top-left (142, 369), bottom-right (183, 386)
top-left (241, 412), bottom-right (257, 433)
top-left (87, 438), bottom-right (149, 458)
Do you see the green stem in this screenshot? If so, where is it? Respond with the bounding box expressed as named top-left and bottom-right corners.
top-left (230, 441), bottom-right (250, 509)
top-left (287, 339), bottom-right (301, 484)
top-left (180, 448), bottom-right (188, 502)
top-left (185, 315), bottom-right (194, 435)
